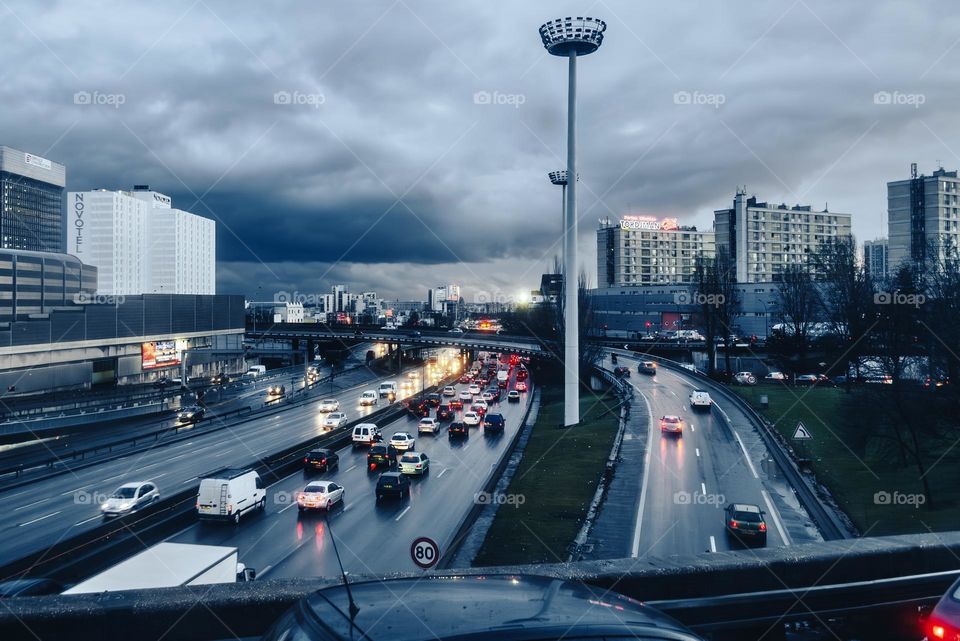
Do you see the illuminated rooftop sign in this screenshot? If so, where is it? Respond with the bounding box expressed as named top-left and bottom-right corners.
top-left (619, 215), bottom-right (680, 232)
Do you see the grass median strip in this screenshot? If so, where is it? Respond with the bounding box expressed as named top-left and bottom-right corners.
top-left (473, 385), bottom-right (620, 566)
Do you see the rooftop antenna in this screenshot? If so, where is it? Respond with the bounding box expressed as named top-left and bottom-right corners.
top-left (911, 162), bottom-right (918, 179)
top-left (325, 515), bottom-right (361, 626)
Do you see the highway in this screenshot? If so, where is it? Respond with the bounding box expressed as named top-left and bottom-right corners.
top-left (605, 353), bottom-right (818, 558)
top-left (0, 352), bottom-right (451, 566)
top-left (166, 372), bottom-right (534, 579)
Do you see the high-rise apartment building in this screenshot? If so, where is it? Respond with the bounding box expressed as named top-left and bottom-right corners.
top-left (596, 216), bottom-right (715, 287)
top-left (887, 164), bottom-right (960, 269)
top-left (863, 238), bottom-right (889, 281)
top-left (714, 190), bottom-right (852, 282)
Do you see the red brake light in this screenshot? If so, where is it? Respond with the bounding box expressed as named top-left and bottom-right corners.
top-left (320, 458), bottom-right (326, 464)
top-left (759, 522), bottom-right (767, 532)
top-left (304, 457), bottom-right (308, 462)
top-left (729, 520), bottom-right (738, 528)
top-left (931, 623), bottom-right (945, 639)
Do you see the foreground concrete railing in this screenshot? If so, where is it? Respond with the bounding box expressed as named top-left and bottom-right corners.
top-left (2, 532), bottom-right (958, 641)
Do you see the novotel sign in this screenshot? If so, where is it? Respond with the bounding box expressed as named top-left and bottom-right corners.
top-left (619, 215), bottom-right (680, 232)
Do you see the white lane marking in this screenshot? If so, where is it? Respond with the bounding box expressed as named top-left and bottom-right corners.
top-left (168, 453), bottom-right (188, 461)
top-left (15, 498), bottom-right (49, 511)
top-left (762, 489), bottom-right (791, 546)
top-left (631, 390), bottom-right (654, 558)
top-left (343, 502), bottom-right (353, 512)
top-left (259, 564), bottom-right (273, 576)
top-left (395, 506), bottom-right (411, 521)
top-left (62, 485), bottom-right (92, 496)
top-left (695, 448), bottom-right (701, 457)
top-left (701, 482), bottom-right (707, 495)
top-left (733, 432), bottom-right (760, 480)
top-left (438, 468), bottom-right (448, 478)
top-left (690, 424), bottom-right (695, 433)
top-left (20, 511), bottom-right (61, 527)
top-left (101, 474), bottom-right (123, 483)
top-left (342, 464), bottom-right (357, 474)
top-left (279, 501), bottom-right (298, 513)
top-left (75, 514), bottom-right (102, 526)
top-left (669, 390), bottom-right (678, 398)
top-left (709, 535), bottom-right (717, 553)
top-left (151, 473), bottom-right (168, 480)
top-left (181, 476), bottom-right (198, 484)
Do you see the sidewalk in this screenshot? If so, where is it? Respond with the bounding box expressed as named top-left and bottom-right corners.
top-left (580, 390), bottom-right (649, 560)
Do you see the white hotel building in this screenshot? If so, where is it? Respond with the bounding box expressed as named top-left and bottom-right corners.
top-left (596, 216), bottom-right (715, 287)
top-left (67, 185), bottom-right (215, 296)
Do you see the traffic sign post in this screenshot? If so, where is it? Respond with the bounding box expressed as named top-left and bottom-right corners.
top-left (793, 422), bottom-right (812, 440)
top-left (410, 536), bottom-right (440, 570)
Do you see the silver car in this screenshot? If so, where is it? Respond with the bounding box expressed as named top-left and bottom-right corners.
top-left (101, 481), bottom-right (160, 517)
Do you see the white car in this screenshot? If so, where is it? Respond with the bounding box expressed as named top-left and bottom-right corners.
top-left (442, 386), bottom-right (456, 397)
top-left (764, 371), bottom-right (786, 381)
top-left (468, 384), bottom-right (481, 395)
top-left (389, 431), bottom-right (416, 451)
top-left (323, 412), bottom-right (348, 429)
top-left (458, 390), bottom-right (473, 401)
top-left (689, 390), bottom-right (712, 409)
top-left (448, 327), bottom-right (464, 334)
top-left (418, 417), bottom-right (439, 434)
top-left (734, 372), bottom-right (757, 385)
top-left (101, 481), bottom-right (160, 517)
top-left (472, 399), bottom-right (488, 412)
top-left (463, 411), bottom-right (481, 426)
top-left (297, 481), bottom-right (344, 512)
top-left (359, 390), bottom-right (378, 406)
top-left (481, 390), bottom-right (497, 402)
top-left (318, 399), bottom-right (340, 413)
top-left (399, 452), bottom-right (430, 475)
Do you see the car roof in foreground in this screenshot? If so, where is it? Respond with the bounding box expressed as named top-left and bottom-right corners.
top-left (731, 503), bottom-right (761, 513)
top-left (267, 575), bottom-right (700, 641)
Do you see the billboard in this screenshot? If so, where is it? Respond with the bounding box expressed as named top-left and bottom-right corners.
top-left (142, 340), bottom-right (180, 370)
top-left (619, 215), bottom-right (679, 232)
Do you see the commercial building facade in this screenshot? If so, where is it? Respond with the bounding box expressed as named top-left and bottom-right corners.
top-left (67, 186), bottom-right (215, 296)
top-left (597, 217), bottom-right (715, 287)
top-left (0, 249), bottom-right (97, 323)
top-left (714, 190), bottom-right (852, 282)
top-left (0, 293), bottom-right (245, 393)
top-left (887, 165), bottom-right (960, 269)
top-left (0, 146), bottom-right (66, 253)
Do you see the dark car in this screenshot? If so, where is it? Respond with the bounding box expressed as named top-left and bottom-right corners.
top-left (375, 472), bottom-right (410, 500)
top-left (303, 448), bottom-right (339, 473)
top-left (724, 503), bottom-right (767, 546)
top-left (516, 368), bottom-right (528, 381)
top-left (0, 579), bottom-right (63, 598)
top-left (437, 404), bottom-right (454, 421)
top-left (448, 421), bottom-right (468, 439)
top-left (411, 330), bottom-right (422, 337)
top-left (424, 393), bottom-right (442, 408)
top-left (210, 373), bottom-right (228, 385)
top-left (483, 413), bottom-right (505, 434)
top-left (614, 366), bottom-right (631, 378)
top-left (353, 329), bottom-right (364, 337)
top-left (484, 387), bottom-right (501, 402)
top-left (260, 575), bottom-right (705, 641)
top-left (448, 398), bottom-right (463, 410)
top-left (406, 401), bottom-right (431, 418)
top-left (367, 444), bottom-right (399, 470)
top-left (926, 575), bottom-right (960, 641)
top-left (176, 405), bottom-right (205, 423)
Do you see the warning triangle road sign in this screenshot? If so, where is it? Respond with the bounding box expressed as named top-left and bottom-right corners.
top-left (793, 422), bottom-right (812, 440)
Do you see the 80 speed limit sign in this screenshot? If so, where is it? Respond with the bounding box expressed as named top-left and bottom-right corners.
top-left (410, 537), bottom-right (440, 569)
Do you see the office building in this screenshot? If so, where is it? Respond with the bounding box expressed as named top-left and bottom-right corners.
top-left (66, 186), bottom-right (215, 295)
top-left (714, 189), bottom-right (852, 282)
top-left (887, 164), bottom-right (960, 269)
top-left (0, 146), bottom-right (66, 252)
top-left (0, 249), bottom-right (97, 323)
top-left (596, 216), bottom-right (715, 287)
top-left (863, 238), bottom-right (889, 281)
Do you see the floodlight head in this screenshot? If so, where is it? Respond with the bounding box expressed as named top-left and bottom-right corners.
top-left (539, 17), bottom-right (607, 57)
top-left (548, 170), bottom-right (568, 186)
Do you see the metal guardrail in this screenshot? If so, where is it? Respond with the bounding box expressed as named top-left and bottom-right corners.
top-left (611, 348), bottom-right (850, 541)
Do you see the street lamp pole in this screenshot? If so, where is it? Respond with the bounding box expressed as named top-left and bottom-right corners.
top-left (539, 16), bottom-right (606, 427)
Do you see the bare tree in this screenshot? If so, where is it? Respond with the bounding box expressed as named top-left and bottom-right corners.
top-left (693, 247), bottom-right (740, 377)
top-left (777, 262), bottom-right (821, 365)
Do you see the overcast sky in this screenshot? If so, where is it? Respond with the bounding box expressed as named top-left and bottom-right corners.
top-left (2, 0), bottom-right (959, 303)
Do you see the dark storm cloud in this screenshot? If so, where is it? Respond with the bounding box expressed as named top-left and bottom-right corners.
top-left (2, 0), bottom-right (960, 298)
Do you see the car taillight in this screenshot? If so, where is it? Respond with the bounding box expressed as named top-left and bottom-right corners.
top-left (320, 458), bottom-right (326, 464)
top-left (931, 622), bottom-right (946, 639)
top-left (729, 520), bottom-right (738, 529)
top-left (304, 457), bottom-right (308, 462)
top-left (759, 522), bottom-right (767, 532)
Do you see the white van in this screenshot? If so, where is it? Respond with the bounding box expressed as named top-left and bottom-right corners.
top-left (196, 469), bottom-right (266, 524)
top-left (245, 365), bottom-right (266, 378)
top-left (378, 381), bottom-right (398, 398)
top-left (359, 390), bottom-right (378, 406)
top-left (689, 390), bottom-right (713, 410)
top-left (496, 370), bottom-right (509, 383)
top-left (352, 423), bottom-right (381, 445)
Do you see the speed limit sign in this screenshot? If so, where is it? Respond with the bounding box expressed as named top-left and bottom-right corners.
top-left (410, 536), bottom-right (440, 569)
